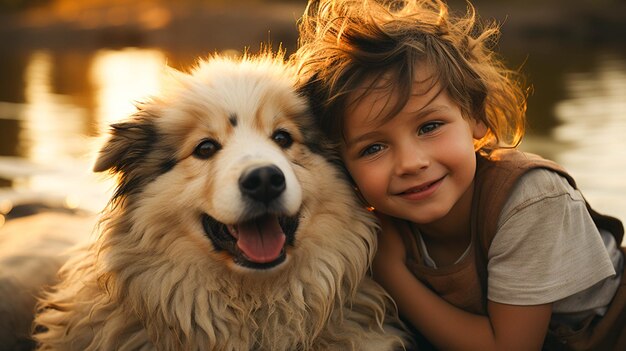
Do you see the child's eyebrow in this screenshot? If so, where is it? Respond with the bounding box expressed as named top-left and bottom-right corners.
top-left (344, 130), bottom-right (381, 150)
top-left (406, 105), bottom-right (449, 119)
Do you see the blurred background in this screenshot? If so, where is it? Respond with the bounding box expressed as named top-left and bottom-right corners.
top-left (0, 0), bottom-right (625, 231)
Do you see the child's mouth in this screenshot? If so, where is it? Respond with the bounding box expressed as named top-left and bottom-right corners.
top-left (405, 183), bottom-right (433, 193)
top-left (399, 176), bottom-right (445, 197)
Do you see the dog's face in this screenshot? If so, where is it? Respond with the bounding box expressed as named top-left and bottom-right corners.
top-left (93, 54), bottom-right (350, 273)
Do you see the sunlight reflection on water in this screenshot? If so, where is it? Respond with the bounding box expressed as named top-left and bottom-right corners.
top-left (22, 51), bottom-right (88, 162)
top-left (551, 54), bottom-right (626, 223)
top-left (91, 48), bottom-right (166, 131)
top-left (2, 49), bottom-right (168, 213)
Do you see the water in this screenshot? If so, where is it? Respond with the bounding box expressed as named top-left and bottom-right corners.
top-left (0, 48), bottom-right (174, 215)
top-left (0, 7), bottom-right (625, 233)
top-left (519, 51), bottom-right (626, 225)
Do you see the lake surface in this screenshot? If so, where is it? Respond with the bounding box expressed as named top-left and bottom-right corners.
top-left (0, 3), bottom-right (625, 233)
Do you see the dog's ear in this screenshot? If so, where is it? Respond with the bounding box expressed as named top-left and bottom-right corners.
top-left (93, 116), bottom-right (156, 174)
top-left (94, 67), bottom-right (185, 174)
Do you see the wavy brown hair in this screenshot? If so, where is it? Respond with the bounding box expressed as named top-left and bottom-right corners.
top-left (293, 0), bottom-right (527, 153)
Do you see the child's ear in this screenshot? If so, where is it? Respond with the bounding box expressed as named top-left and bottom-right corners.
top-left (471, 119), bottom-right (488, 139)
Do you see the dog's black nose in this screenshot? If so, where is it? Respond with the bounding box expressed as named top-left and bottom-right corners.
top-left (239, 165), bottom-right (286, 203)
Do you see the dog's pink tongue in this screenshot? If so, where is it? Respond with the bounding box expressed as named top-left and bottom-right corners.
top-left (236, 215), bottom-right (286, 263)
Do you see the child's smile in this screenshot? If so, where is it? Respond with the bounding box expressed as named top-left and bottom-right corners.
top-left (395, 175), bottom-right (445, 201)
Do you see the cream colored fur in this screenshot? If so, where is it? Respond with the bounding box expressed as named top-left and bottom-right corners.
top-left (32, 53), bottom-right (409, 350)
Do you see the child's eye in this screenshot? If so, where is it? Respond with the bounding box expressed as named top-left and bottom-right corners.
top-left (418, 122), bottom-right (443, 135)
top-left (360, 144), bottom-right (385, 157)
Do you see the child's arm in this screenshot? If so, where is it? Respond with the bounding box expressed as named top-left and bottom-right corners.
top-left (372, 218), bottom-right (552, 351)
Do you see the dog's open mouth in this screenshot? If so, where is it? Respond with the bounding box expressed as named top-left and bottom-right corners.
top-left (202, 213), bottom-right (299, 269)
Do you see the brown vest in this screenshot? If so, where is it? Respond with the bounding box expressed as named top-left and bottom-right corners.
top-left (399, 149), bottom-right (625, 350)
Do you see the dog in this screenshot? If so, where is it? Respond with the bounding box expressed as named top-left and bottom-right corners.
top-left (31, 52), bottom-right (410, 350)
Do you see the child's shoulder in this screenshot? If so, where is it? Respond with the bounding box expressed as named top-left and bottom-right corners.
top-left (501, 168), bottom-right (585, 227)
top-left (503, 168), bottom-right (584, 214)
top-left (476, 149), bottom-right (575, 203)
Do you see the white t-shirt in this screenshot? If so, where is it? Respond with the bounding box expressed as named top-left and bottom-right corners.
top-left (416, 168), bottom-right (622, 323)
top-left (488, 169), bottom-right (622, 318)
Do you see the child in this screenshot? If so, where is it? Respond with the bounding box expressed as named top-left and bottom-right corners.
top-left (293, 0), bottom-right (625, 350)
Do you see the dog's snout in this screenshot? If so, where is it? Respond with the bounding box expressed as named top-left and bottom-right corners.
top-left (239, 165), bottom-right (286, 203)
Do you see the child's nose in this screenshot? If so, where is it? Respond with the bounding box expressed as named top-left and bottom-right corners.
top-left (393, 144), bottom-right (429, 176)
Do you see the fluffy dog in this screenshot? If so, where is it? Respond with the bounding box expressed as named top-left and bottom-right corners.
top-left (32, 53), bottom-right (409, 350)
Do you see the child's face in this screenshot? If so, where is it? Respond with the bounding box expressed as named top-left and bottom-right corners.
top-left (341, 71), bottom-right (486, 226)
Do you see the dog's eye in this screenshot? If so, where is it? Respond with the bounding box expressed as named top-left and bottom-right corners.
top-left (272, 130), bottom-right (293, 149)
top-left (193, 139), bottom-right (221, 159)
